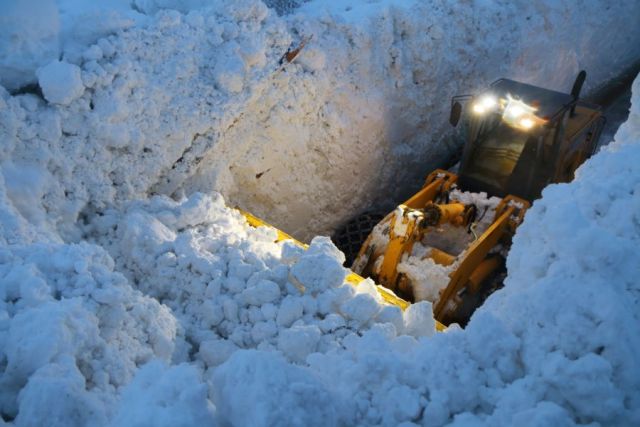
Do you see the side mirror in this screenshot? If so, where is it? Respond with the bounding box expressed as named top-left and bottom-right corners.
top-left (449, 102), bottom-right (462, 127)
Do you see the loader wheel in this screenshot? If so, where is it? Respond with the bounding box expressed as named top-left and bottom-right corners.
top-left (332, 212), bottom-right (385, 266)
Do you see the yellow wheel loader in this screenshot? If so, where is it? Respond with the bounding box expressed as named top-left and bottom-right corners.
top-left (350, 71), bottom-right (605, 326)
top-left (240, 71), bottom-right (604, 329)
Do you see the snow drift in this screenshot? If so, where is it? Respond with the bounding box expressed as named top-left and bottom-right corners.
top-left (1, 0), bottom-right (640, 425)
top-left (1, 0), bottom-right (639, 241)
top-left (3, 78), bottom-right (639, 424)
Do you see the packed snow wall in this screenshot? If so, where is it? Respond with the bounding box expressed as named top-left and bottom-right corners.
top-left (0, 55), bottom-right (638, 427)
top-left (1, 0), bottom-right (640, 242)
top-left (1, 1), bottom-right (640, 424)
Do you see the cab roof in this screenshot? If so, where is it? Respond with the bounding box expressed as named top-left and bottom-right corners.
top-left (489, 78), bottom-right (575, 122)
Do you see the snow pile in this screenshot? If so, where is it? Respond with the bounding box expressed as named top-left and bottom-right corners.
top-left (207, 75), bottom-right (640, 425)
top-left (0, 0), bottom-right (639, 425)
top-left (0, 188), bottom-right (435, 424)
top-left (2, 0), bottom-right (640, 243)
top-left (88, 192), bottom-right (435, 368)
top-left (0, 242), bottom-right (177, 425)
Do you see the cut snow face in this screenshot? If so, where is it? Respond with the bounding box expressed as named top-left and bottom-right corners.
top-left (2, 0), bottom-right (640, 242)
top-left (0, 0), bottom-right (639, 426)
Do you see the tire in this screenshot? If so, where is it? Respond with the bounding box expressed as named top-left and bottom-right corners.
top-left (332, 212), bottom-right (385, 266)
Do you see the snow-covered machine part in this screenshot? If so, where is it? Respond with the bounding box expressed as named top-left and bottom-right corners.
top-left (353, 74), bottom-right (605, 325)
top-left (352, 169), bottom-right (529, 326)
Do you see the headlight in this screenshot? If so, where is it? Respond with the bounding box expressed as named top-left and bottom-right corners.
top-left (470, 92), bottom-right (544, 130)
top-left (472, 95), bottom-right (497, 114)
top-left (503, 96), bottom-right (534, 120)
top-left (519, 118), bottom-right (535, 129)
top-left (502, 95), bottom-right (540, 130)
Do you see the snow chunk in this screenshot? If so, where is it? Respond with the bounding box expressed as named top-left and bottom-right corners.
top-left (375, 385), bottom-right (422, 424)
top-left (199, 339), bottom-right (238, 368)
top-left (36, 60), bottom-right (85, 105)
top-left (403, 301), bottom-right (435, 338)
top-left (398, 252), bottom-right (452, 303)
top-left (340, 293), bottom-right (380, 326)
top-left (110, 361), bottom-right (215, 427)
top-left (276, 296), bottom-right (304, 327)
top-left (290, 237), bottom-right (347, 294)
top-left (5, 300), bottom-right (99, 381)
top-left (213, 350), bottom-right (345, 426)
top-left (240, 279), bottom-right (281, 306)
top-left (277, 324), bottom-right (321, 363)
top-left (318, 313), bottom-right (346, 333)
top-left (15, 358), bottom-right (106, 427)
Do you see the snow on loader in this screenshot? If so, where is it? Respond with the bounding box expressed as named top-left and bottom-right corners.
top-left (240, 71), bottom-right (604, 329)
top-left (349, 71), bottom-right (605, 326)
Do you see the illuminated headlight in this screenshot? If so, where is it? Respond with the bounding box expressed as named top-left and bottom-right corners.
top-left (506, 104), bottom-right (524, 118)
top-left (502, 94), bottom-right (541, 130)
top-left (503, 97), bottom-right (534, 121)
top-left (519, 118), bottom-right (535, 129)
top-left (472, 95), bottom-right (497, 114)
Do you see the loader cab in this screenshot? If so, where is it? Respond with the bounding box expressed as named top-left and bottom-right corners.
top-left (451, 78), bottom-right (605, 201)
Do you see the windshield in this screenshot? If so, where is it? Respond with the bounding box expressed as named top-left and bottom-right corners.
top-left (461, 115), bottom-right (533, 192)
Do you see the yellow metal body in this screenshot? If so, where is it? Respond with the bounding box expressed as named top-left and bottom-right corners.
top-left (353, 170), bottom-right (460, 298)
top-left (237, 208), bottom-right (446, 331)
top-left (424, 202), bottom-right (467, 226)
top-left (351, 170), bottom-right (530, 326)
top-left (433, 196), bottom-right (528, 324)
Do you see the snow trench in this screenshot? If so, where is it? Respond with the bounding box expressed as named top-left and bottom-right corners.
top-left (1, 0), bottom-right (640, 240)
top-left (0, 0), bottom-right (640, 425)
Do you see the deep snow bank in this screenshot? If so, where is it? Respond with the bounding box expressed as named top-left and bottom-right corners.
top-left (0, 188), bottom-right (435, 424)
top-left (1, 0), bottom-right (640, 425)
top-left (1, 75), bottom-right (639, 425)
top-left (210, 72), bottom-right (640, 426)
top-left (1, 0), bottom-right (640, 241)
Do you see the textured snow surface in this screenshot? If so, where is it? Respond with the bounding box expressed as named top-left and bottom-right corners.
top-left (1, 0), bottom-right (640, 426)
top-left (0, 189), bottom-right (436, 425)
top-left (0, 79), bottom-right (637, 425)
top-left (37, 61), bottom-right (85, 106)
top-left (1, 0), bottom-right (639, 241)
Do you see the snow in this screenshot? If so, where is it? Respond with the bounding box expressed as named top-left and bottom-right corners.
top-left (1, 0), bottom-right (638, 244)
top-left (213, 350), bottom-right (344, 426)
top-left (0, 242), bottom-right (178, 423)
top-left (0, 0), bottom-right (60, 92)
top-left (398, 253), bottom-right (451, 303)
top-left (110, 361), bottom-right (215, 427)
top-left (403, 301), bottom-right (435, 338)
top-left (37, 61), bottom-right (85, 105)
top-left (0, 0), bottom-right (639, 425)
